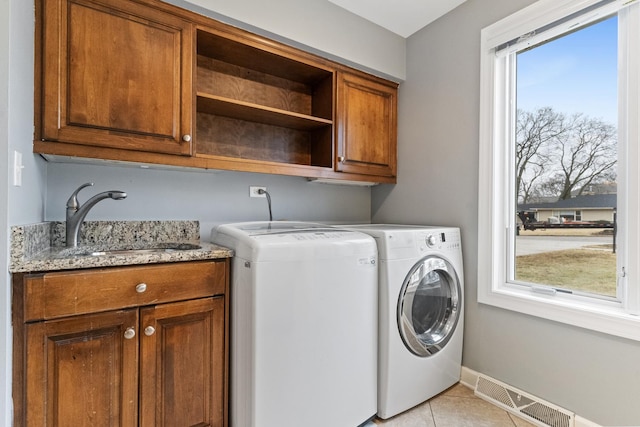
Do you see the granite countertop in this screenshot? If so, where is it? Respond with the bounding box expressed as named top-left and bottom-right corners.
top-left (10, 220), bottom-right (233, 273)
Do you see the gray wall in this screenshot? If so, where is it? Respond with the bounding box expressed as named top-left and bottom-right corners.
top-left (1, 0), bottom-right (403, 423)
top-left (372, 0), bottom-right (640, 424)
top-left (2, 0), bottom-right (47, 423)
top-left (44, 162), bottom-right (373, 233)
top-left (0, 1), bottom-right (10, 424)
top-left (38, 0), bottom-right (406, 232)
top-left (6, 0), bottom-right (640, 424)
top-left (167, 0), bottom-right (406, 81)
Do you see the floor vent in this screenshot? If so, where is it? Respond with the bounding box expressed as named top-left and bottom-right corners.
top-left (475, 374), bottom-right (575, 427)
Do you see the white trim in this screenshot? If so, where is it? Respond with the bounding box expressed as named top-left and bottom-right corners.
top-left (483, 0), bottom-right (631, 51)
top-left (494, 0), bottom-right (630, 57)
top-left (619, 3), bottom-right (640, 314)
top-left (478, 0), bottom-right (640, 341)
top-left (459, 366), bottom-right (479, 390)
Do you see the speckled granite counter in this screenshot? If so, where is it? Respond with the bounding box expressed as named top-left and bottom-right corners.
top-left (10, 220), bottom-right (233, 273)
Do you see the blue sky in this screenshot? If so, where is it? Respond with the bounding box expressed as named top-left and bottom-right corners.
top-left (516, 15), bottom-right (618, 125)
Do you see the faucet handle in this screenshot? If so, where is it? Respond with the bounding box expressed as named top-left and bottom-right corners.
top-left (66, 182), bottom-right (94, 209)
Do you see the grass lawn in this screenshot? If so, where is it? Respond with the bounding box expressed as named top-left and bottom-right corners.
top-left (515, 248), bottom-right (617, 297)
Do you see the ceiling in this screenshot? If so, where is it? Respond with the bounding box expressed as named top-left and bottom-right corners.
top-left (326, 0), bottom-right (467, 38)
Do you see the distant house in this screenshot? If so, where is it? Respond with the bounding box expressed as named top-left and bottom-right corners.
top-left (518, 193), bottom-right (616, 223)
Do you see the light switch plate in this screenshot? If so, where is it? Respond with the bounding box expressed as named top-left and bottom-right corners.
top-left (13, 151), bottom-right (23, 186)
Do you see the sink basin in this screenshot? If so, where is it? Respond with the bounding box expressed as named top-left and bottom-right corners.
top-left (57, 242), bottom-right (202, 258)
top-left (88, 243), bottom-right (202, 256)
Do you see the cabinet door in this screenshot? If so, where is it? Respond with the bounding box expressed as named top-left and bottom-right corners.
top-left (39, 0), bottom-right (193, 155)
top-left (26, 309), bottom-right (139, 427)
top-left (139, 297), bottom-right (226, 427)
top-left (336, 71), bottom-right (398, 177)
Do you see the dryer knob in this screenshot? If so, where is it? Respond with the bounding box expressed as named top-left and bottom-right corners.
top-left (426, 234), bottom-right (437, 247)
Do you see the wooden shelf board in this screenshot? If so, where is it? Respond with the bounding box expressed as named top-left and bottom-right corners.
top-left (196, 93), bottom-right (332, 130)
top-left (196, 29), bottom-right (333, 85)
top-left (33, 140), bottom-right (397, 184)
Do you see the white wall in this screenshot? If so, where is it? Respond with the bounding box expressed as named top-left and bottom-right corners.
top-left (372, 0), bottom-right (640, 424)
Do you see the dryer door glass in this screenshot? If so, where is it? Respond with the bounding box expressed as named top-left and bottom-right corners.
top-left (397, 256), bottom-right (461, 357)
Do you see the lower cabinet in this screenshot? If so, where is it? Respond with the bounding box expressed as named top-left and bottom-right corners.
top-left (13, 260), bottom-right (229, 427)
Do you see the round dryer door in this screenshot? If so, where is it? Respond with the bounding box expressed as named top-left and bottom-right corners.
top-left (397, 255), bottom-right (461, 357)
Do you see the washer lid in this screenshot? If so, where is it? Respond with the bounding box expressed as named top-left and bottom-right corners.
top-left (211, 221), bottom-right (376, 261)
top-left (397, 255), bottom-right (461, 357)
top-left (220, 221), bottom-right (331, 235)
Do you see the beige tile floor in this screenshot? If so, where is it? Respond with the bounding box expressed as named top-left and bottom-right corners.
top-left (371, 383), bottom-right (537, 427)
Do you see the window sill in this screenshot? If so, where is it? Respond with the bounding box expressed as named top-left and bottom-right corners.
top-left (478, 283), bottom-right (640, 341)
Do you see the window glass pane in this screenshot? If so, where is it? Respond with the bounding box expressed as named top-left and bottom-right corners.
top-left (514, 16), bottom-right (618, 298)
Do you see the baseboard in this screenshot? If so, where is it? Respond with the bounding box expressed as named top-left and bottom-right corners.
top-left (460, 365), bottom-right (479, 389)
top-left (460, 366), bottom-right (601, 427)
top-left (573, 416), bottom-right (603, 427)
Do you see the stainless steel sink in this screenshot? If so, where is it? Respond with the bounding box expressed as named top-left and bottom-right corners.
top-left (56, 242), bottom-right (202, 258)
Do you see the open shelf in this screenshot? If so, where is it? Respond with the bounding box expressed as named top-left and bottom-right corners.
top-left (196, 93), bottom-right (332, 131)
top-left (195, 26), bottom-right (335, 170)
top-left (197, 29), bottom-right (332, 86)
top-left (195, 112), bottom-right (332, 167)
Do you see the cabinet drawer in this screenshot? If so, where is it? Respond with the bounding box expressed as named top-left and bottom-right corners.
top-left (23, 260), bottom-right (226, 321)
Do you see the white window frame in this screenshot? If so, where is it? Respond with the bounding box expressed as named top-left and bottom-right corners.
top-left (478, 0), bottom-right (640, 341)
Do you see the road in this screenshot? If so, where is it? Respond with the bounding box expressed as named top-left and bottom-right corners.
top-left (515, 235), bottom-right (615, 256)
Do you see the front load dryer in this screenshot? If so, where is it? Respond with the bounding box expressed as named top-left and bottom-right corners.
top-left (211, 221), bottom-right (378, 427)
top-left (346, 224), bottom-right (464, 419)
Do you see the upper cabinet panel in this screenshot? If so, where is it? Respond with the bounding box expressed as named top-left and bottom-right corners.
top-left (38, 0), bottom-right (193, 155)
top-left (336, 71), bottom-right (398, 178)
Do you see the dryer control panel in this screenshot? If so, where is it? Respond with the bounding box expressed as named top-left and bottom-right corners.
top-left (419, 229), bottom-right (461, 252)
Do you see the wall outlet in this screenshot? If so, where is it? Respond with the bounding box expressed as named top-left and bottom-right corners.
top-left (249, 186), bottom-right (267, 198)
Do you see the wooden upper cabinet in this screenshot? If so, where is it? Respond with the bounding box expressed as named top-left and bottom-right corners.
top-left (336, 71), bottom-right (398, 177)
top-left (38, 0), bottom-right (193, 155)
top-left (34, 0), bottom-right (398, 182)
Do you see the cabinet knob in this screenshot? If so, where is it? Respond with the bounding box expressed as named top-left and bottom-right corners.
top-left (338, 156), bottom-right (345, 163)
top-left (135, 283), bottom-right (147, 293)
top-left (144, 326), bottom-right (156, 336)
top-left (124, 327), bottom-right (136, 340)
top-left (182, 134), bottom-right (192, 142)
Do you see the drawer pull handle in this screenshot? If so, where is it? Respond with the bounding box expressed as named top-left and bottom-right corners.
top-left (124, 327), bottom-right (136, 340)
top-left (144, 326), bottom-right (156, 336)
top-left (135, 283), bottom-right (147, 293)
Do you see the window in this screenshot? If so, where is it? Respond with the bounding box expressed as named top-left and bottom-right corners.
top-left (478, 0), bottom-right (640, 341)
top-left (514, 15), bottom-right (618, 300)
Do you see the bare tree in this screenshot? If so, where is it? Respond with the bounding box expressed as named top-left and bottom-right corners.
top-left (554, 114), bottom-right (617, 200)
top-left (516, 107), bottom-right (567, 203)
top-left (517, 108), bottom-right (617, 202)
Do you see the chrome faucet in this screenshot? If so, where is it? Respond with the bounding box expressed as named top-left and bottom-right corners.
top-left (65, 182), bottom-right (127, 247)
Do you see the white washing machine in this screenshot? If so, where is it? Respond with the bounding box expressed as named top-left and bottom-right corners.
top-left (346, 225), bottom-right (464, 419)
top-left (211, 221), bottom-right (378, 427)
